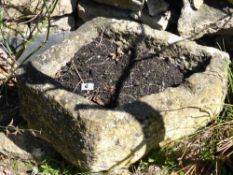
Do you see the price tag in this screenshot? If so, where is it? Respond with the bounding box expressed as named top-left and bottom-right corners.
top-left (81, 83), bottom-right (94, 91)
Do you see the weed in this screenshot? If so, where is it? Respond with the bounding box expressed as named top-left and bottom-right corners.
top-left (38, 158), bottom-right (91, 175)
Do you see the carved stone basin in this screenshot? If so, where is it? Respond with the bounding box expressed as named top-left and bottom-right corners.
top-left (17, 17), bottom-right (229, 172)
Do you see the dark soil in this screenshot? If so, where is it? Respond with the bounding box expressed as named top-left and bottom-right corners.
top-left (55, 36), bottom-right (184, 108)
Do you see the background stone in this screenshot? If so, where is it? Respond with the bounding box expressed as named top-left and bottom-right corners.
top-left (93, 0), bottom-right (145, 11)
top-left (146, 0), bottom-right (169, 16)
top-left (51, 15), bottom-right (77, 32)
top-left (0, 132), bottom-right (32, 160)
top-left (2, 0), bottom-right (77, 20)
top-left (178, 0), bottom-right (233, 39)
top-left (77, 0), bottom-right (131, 22)
top-left (138, 9), bottom-right (171, 30)
top-left (77, 0), bottom-right (170, 30)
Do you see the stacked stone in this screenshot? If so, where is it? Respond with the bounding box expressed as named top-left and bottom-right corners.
top-left (2, 0), bottom-right (233, 40)
top-left (178, 0), bottom-right (233, 39)
top-left (77, 0), bottom-right (171, 30)
top-left (77, 0), bottom-right (233, 39)
top-left (1, 0), bottom-right (78, 39)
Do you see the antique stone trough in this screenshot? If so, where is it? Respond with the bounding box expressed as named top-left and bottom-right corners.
top-left (17, 17), bottom-right (229, 172)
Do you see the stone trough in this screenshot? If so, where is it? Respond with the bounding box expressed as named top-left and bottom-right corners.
top-left (17, 17), bottom-right (229, 172)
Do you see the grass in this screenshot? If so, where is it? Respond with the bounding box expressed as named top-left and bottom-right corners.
top-left (38, 158), bottom-right (79, 175)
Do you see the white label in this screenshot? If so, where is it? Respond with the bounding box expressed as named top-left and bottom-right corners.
top-left (81, 83), bottom-right (94, 91)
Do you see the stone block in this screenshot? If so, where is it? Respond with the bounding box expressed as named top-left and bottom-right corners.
top-left (146, 0), bottom-right (169, 16)
top-left (78, 0), bottom-right (170, 30)
top-left (93, 0), bottom-right (145, 11)
top-left (178, 0), bottom-right (233, 39)
top-left (2, 0), bottom-right (77, 20)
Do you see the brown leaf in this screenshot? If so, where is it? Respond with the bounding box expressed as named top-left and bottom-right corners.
top-left (92, 95), bottom-right (105, 106)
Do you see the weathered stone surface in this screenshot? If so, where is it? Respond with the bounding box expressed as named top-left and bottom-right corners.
top-left (0, 132), bottom-right (56, 161)
top-left (51, 15), bottom-right (77, 32)
top-left (0, 132), bottom-right (32, 160)
top-left (17, 17), bottom-right (229, 172)
top-left (78, 0), bottom-right (170, 30)
top-left (78, 0), bottom-right (131, 22)
top-left (93, 0), bottom-right (145, 11)
top-left (178, 0), bottom-right (233, 39)
top-left (138, 9), bottom-right (171, 30)
top-left (2, 0), bottom-right (77, 20)
top-left (0, 19), bottom-right (74, 51)
top-left (0, 22), bottom-right (29, 40)
top-left (1, 6), bottom-right (22, 21)
top-left (1, 0), bottom-right (78, 42)
top-left (146, 0), bottom-right (169, 16)
top-left (0, 132), bottom-right (59, 175)
top-left (17, 32), bottom-right (71, 64)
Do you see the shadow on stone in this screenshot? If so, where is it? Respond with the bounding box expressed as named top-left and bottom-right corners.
top-left (204, 0), bottom-right (233, 13)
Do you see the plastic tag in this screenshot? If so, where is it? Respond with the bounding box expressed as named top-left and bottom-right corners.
top-left (81, 83), bottom-right (94, 91)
